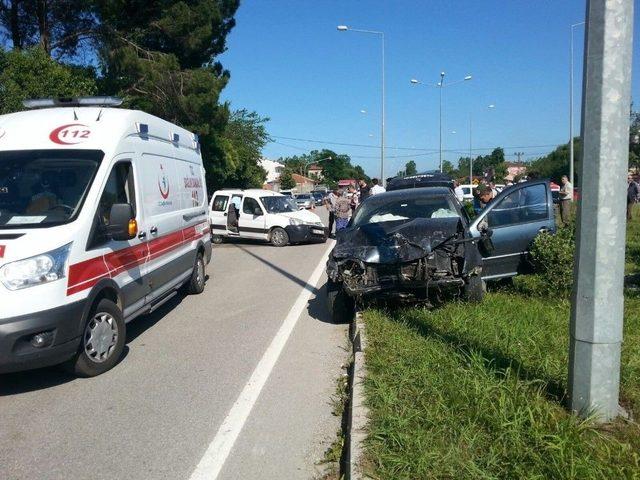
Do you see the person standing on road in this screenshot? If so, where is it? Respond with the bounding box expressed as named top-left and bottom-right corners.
top-left (559, 174), bottom-right (573, 226)
top-left (628, 174), bottom-right (640, 220)
top-left (358, 179), bottom-right (371, 202)
top-left (324, 188), bottom-right (338, 236)
top-left (334, 190), bottom-right (352, 232)
top-left (370, 178), bottom-right (386, 195)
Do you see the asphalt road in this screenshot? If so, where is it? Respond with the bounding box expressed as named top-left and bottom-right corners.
top-left (0, 207), bottom-right (348, 480)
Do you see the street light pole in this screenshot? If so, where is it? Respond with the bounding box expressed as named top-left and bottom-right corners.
top-left (570, 21), bottom-right (585, 198)
top-left (337, 25), bottom-right (385, 185)
top-left (410, 74), bottom-right (471, 172)
top-left (469, 114), bottom-right (473, 185)
top-left (439, 72), bottom-right (445, 172)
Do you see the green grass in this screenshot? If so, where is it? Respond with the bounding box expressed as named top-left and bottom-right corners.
top-left (362, 209), bottom-right (640, 479)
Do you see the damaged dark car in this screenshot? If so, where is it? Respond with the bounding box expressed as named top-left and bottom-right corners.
top-left (326, 180), bottom-right (555, 320)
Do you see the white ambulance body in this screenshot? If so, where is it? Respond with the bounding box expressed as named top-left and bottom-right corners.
top-left (0, 98), bottom-right (211, 376)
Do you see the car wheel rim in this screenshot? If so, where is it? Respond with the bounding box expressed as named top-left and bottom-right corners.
top-left (196, 258), bottom-right (204, 286)
top-left (274, 230), bottom-right (285, 244)
top-left (84, 313), bottom-right (118, 363)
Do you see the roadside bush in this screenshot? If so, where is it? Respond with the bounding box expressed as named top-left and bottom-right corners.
top-left (514, 222), bottom-right (575, 297)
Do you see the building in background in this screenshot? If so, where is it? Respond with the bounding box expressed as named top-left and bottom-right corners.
top-left (259, 158), bottom-right (284, 190)
top-left (307, 164), bottom-right (324, 179)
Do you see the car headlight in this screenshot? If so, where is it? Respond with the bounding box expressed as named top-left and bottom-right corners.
top-left (0, 243), bottom-right (72, 291)
top-left (289, 218), bottom-right (303, 226)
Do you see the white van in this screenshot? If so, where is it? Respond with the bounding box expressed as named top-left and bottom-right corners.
top-left (209, 189), bottom-right (326, 246)
top-left (0, 97), bottom-right (211, 376)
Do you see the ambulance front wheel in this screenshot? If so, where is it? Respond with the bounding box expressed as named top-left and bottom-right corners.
top-left (69, 298), bottom-right (126, 377)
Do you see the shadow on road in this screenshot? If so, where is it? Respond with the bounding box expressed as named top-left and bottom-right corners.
top-left (232, 243), bottom-right (318, 291)
top-left (0, 284), bottom-right (200, 395)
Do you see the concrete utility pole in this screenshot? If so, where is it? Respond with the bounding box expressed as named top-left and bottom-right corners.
top-left (569, 0), bottom-right (634, 422)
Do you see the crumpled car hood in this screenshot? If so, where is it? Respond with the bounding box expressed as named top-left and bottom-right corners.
top-left (332, 217), bottom-right (463, 264)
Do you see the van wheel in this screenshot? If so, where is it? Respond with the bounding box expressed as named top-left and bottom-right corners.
top-left (184, 252), bottom-right (206, 294)
top-left (211, 235), bottom-right (224, 244)
top-left (270, 227), bottom-right (289, 247)
top-left (464, 275), bottom-right (485, 303)
top-left (69, 299), bottom-right (125, 377)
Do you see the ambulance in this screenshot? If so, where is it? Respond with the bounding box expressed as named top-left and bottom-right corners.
top-left (0, 97), bottom-right (211, 376)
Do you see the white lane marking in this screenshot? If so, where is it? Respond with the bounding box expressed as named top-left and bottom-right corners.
top-left (189, 240), bottom-right (335, 480)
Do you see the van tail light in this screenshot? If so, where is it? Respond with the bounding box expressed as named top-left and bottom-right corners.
top-left (128, 219), bottom-right (138, 237)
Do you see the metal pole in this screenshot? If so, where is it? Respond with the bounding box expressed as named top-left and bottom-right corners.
top-left (469, 115), bottom-right (473, 185)
top-left (569, 0), bottom-right (634, 422)
top-left (381, 33), bottom-right (385, 186)
top-left (439, 73), bottom-right (444, 172)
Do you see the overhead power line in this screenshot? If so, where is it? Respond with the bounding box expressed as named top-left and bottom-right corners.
top-left (271, 134), bottom-right (562, 154)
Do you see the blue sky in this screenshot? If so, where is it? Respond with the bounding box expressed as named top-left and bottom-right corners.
top-left (218, 0), bottom-right (640, 178)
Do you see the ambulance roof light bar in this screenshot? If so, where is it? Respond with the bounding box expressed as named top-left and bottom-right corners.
top-left (22, 96), bottom-right (123, 109)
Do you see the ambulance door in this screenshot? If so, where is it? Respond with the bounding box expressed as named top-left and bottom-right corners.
top-left (139, 153), bottom-right (187, 300)
top-left (85, 157), bottom-right (150, 318)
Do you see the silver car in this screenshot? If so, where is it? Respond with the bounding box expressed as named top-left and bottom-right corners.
top-left (294, 194), bottom-right (316, 209)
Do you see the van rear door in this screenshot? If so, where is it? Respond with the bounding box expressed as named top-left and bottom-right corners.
top-left (209, 193), bottom-right (230, 236)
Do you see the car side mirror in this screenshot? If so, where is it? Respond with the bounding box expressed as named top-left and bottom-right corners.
top-left (108, 203), bottom-right (136, 241)
top-left (254, 207), bottom-right (263, 216)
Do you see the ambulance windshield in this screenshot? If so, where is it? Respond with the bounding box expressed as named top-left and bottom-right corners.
top-left (0, 149), bottom-right (103, 228)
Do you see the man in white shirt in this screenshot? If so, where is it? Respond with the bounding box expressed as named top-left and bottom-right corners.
top-left (559, 174), bottom-right (573, 226)
top-left (453, 181), bottom-right (464, 202)
top-left (370, 178), bottom-right (386, 195)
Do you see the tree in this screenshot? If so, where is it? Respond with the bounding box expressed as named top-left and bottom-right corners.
top-left (279, 149), bottom-right (369, 184)
top-left (0, 0), bottom-right (96, 58)
top-left (405, 160), bottom-right (417, 175)
top-left (0, 47), bottom-right (97, 114)
top-left (279, 170), bottom-right (296, 190)
top-left (441, 160), bottom-right (456, 177)
top-left (528, 139), bottom-right (582, 184)
top-left (211, 109), bottom-right (269, 191)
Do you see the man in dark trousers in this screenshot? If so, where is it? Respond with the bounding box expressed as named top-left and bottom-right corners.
top-left (628, 174), bottom-right (639, 220)
top-left (324, 188), bottom-right (338, 237)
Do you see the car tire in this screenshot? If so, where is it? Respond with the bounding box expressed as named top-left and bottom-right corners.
top-left (270, 227), bottom-right (289, 247)
top-left (464, 275), bottom-right (485, 303)
top-left (184, 252), bottom-right (206, 295)
top-left (211, 234), bottom-right (224, 244)
top-left (327, 281), bottom-right (355, 324)
top-left (68, 298), bottom-right (126, 377)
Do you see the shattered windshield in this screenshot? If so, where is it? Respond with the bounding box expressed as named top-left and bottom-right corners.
top-left (261, 196), bottom-right (298, 213)
top-left (0, 149), bottom-right (103, 228)
top-left (352, 194), bottom-right (460, 227)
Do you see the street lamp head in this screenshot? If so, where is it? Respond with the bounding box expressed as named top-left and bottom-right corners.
top-left (488, 104), bottom-right (495, 108)
top-left (337, 25), bottom-right (348, 31)
top-left (440, 71), bottom-right (445, 77)
top-left (410, 78), bottom-right (419, 84)
top-left (360, 109), bottom-right (367, 114)
top-left (464, 75), bottom-right (473, 81)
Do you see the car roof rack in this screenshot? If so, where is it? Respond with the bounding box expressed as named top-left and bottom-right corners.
top-left (22, 96), bottom-right (123, 109)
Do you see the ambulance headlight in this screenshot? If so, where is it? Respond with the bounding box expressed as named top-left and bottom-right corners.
top-left (0, 244), bottom-right (71, 290)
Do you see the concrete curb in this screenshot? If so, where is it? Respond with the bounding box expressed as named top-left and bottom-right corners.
top-left (346, 310), bottom-right (369, 480)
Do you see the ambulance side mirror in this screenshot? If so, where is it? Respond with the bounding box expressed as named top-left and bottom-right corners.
top-left (108, 203), bottom-right (136, 241)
